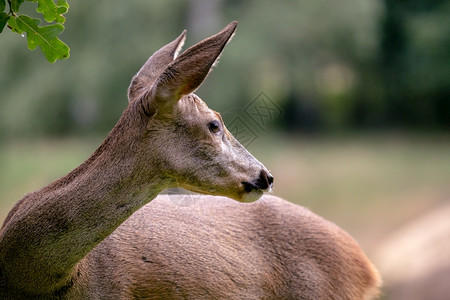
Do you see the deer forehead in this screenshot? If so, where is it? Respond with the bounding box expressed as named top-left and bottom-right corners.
top-left (177, 94), bottom-right (220, 122)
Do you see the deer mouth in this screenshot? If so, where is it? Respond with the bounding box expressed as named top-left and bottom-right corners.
top-left (242, 182), bottom-right (267, 193)
top-left (240, 170), bottom-right (274, 202)
top-left (179, 170), bottom-right (273, 202)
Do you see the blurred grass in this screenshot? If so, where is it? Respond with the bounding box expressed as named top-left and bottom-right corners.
top-left (1, 134), bottom-right (449, 253)
top-left (1, 133), bottom-right (449, 299)
top-left (0, 137), bottom-right (102, 221)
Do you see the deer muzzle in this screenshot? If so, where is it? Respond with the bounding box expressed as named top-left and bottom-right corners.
top-left (242, 169), bottom-right (274, 193)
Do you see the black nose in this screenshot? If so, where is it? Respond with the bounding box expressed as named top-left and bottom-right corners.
top-left (266, 172), bottom-right (274, 186)
top-left (261, 169), bottom-right (274, 189)
top-left (243, 170), bottom-right (274, 192)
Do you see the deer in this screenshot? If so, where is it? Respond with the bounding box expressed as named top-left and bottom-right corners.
top-left (0, 21), bottom-right (380, 299)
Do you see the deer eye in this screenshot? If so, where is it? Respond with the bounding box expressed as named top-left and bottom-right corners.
top-left (208, 120), bottom-right (221, 134)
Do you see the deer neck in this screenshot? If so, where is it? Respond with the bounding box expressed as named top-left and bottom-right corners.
top-left (0, 110), bottom-right (168, 293)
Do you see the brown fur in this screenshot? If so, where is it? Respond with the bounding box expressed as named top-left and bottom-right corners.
top-left (67, 195), bottom-right (380, 300)
top-left (0, 22), bottom-right (380, 299)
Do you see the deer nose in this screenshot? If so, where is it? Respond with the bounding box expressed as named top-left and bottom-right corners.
top-left (261, 169), bottom-right (274, 190)
top-left (267, 172), bottom-right (274, 187)
top-left (243, 169), bottom-right (273, 193)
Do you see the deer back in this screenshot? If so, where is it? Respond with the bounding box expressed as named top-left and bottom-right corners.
top-left (68, 195), bottom-right (380, 299)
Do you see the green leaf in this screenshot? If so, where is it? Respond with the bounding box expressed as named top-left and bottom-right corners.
top-left (35, 0), bottom-right (68, 24)
top-left (57, 0), bottom-right (69, 13)
top-left (0, 13), bottom-right (9, 33)
top-left (0, 0), bottom-right (6, 12)
top-left (7, 15), bottom-right (23, 33)
top-left (10, 0), bottom-right (25, 12)
top-left (13, 14), bottom-right (70, 62)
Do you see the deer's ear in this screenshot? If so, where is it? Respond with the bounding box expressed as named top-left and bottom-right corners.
top-left (141, 21), bottom-right (238, 116)
top-left (128, 30), bottom-right (187, 102)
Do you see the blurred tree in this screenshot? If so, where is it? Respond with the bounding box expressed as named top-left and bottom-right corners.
top-left (355, 0), bottom-right (450, 130)
top-left (0, 0), bottom-right (448, 140)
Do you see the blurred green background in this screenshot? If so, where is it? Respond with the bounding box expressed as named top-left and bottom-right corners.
top-left (1, 0), bottom-right (449, 299)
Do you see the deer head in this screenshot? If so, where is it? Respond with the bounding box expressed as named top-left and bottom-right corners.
top-left (123, 21), bottom-right (273, 202)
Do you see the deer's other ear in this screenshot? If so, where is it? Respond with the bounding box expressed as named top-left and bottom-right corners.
top-left (141, 21), bottom-right (238, 117)
top-left (128, 30), bottom-right (187, 102)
